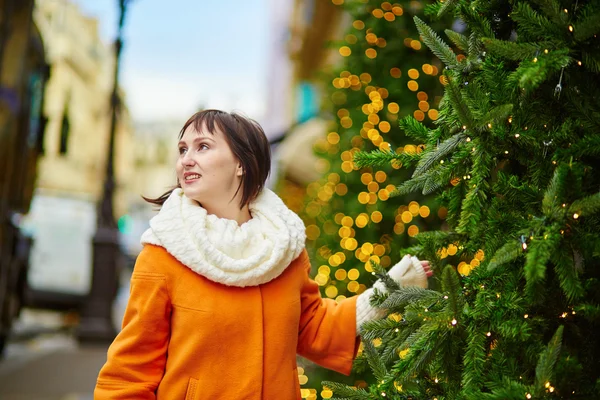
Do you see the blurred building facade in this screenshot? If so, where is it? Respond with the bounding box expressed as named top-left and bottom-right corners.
top-left (268, 0), bottom-right (347, 188)
top-left (0, 0), bottom-right (50, 352)
top-left (21, 0), bottom-right (134, 306)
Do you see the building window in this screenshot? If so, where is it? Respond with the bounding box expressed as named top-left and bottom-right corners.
top-left (59, 107), bottom-right (70, 155)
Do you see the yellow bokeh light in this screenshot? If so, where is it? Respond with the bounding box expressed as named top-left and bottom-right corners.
top-left (375, 171), bottom-right (387, 182)
top-left (394, 223), bottom-right (405, 235)
top-left (378, 189), bottom-right (390, 201)
top-left (387, 102), bottom-right (399, 113)
top-left (440, 75), bottom-right (448, 85)
top-left (327, 132), bottom-right (340, 144)
top-left (407, 225), bottom-right (419, 237)
top-left (422, 64), bottom-right (433, 74)
top-left (346, 238), bottom-right (358, 251)
top-left (374, 244), bottom-right (386, 256)
top-left (410, 40), bottom-right (422, 50)
top-left (340, 116), bottom-right (352, 128)
top-left (366, 33), bottom-right (378, 44)
top-left (417, 91), bottom-right (428, 101)
top-left (361, 173), bottom-right (373, 184)
top-left (332, 0), bottom-right (344, 4)
top-left (339, 226), bottom-right (351, 238)
top-left (315, 273), bottom-right (328, 286)
top-left (428, 109), bottom-right (439, 120)
top-left (348, 268), bottom-right (360, 280)
top-left (381, 1), bottom-right (392, 10)
top-left (356, 214), bottom-right (369, 228)
top-left (401, 211), bottom-right (413, 223)
top-left (335, 269), bottom-right (347, 280)
top-left (379, 121), bottom-right (391, 133)
top-left (366, 48), bottom-right (377, 58)
top-left (471, 258), bottom-right (481, 267)
top-left (407, 80), bottom-right (419, 91)
top-left (306, 225), bottom-right (320, 240)
top-left (378, 88), bottom-right (389, 98)
top-left (372, 8), bottom-right (384, 18)
top-left (361, 242), bottom-right (374, 255)
top-left (457, 262), bottom-right (472, 276)
top-left (341, 216), bottom-right (354, 227)
top-left (390, 67), bottom-right (401, 78)
top-left (371, 211), bottom-right (383, 223)
top-left (384, 12), bottom-right (395, 21)
top-left (408, 202), bottom-right (420, 215)
top-left (418, 101), bottom-right (430, 112)
top-left (368, 181), bottom-right (379, 193)
top-left (368, 114), bottom-right (380, 125)
top-left (419, 205), bottom-right (430, 218)
top-left (318, 265), bottom-right (331, 275)
top-left (335, 183), bottom-right (348, 196)
top-left (414, 110), bottom-right (425, 121)
top-left (353, 20), bottom-right (365, 30)
top-left (339, 46), bottom-right (351, 56)
top-left (475, 249), bottom-right (485, 261)
top-left (334, 213), bottom-right (344, 224)
top-left (431, 65), bottom-right (439, 75)
top-left (358, 192), bottom-right (369, 204)
top-left (408, 69), bottom-right (420, 79)
top-left (368, 193), bottom-right (378, 204)
top-left (392, 6), bottom-right (403, 15)
top-left (447, 244), bottom-right (458, 256)
top-left (360, 72), bottom-right (372, 83)
top-left (325, 285), bottom-right (338, 298)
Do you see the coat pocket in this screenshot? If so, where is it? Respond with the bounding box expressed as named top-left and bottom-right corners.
top-left (185, 377), bottom-right (199, 400)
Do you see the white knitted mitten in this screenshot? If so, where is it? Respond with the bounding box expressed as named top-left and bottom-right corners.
top-left (355, 255), bottom-right (428, 335)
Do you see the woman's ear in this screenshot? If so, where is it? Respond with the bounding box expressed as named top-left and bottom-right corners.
top-left (236, 164), bottom-right (244, 177)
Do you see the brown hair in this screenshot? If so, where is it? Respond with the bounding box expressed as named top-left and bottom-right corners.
top-left (143, 109), bottom-right (271, 209)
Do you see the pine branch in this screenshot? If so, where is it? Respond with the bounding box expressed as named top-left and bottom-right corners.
top-left (438, 0), bottom-right (459, 18)
top-left (481, 104), bottom-right (514, 127)
top-left (393, 164), bottom-right (452, 196)
top-left (482, 39), bottom-right (544, 61)
top-left (363, 339), bottom-right (389, 382)
top-left (413, 132), bottom-right (466, 178)
top-left (398, 115), bottom-right (430, 142)
top-left (462, 326), bottom-right (486, 393)
top-left (353, 149), bottom-right (397, 169)
top-left (531, 0), bottom-right (563, 25)
top-left (542, 165), bottom-right (569, 218)
top-left (414, 16), bottom-right (459, 69)
top-left (445, 29), bottom-right (469, 51)
top-left (445, 73), bottom-right (476, 129)
top-left (524, 233), bottom-right (560, 297)
top-left (510, 2), bottom-right (563, 40)
top-left (380, 286), bottom-right (442, 310)
top-left (487, 240), bottom-right (523, 271)
top-left (574, 9), bottom-right (600, 42)
top-left (569, 192), bottom-right (600, 217)
top-left (534, 325), bottom-right (564, 397)
top-left (322, 381), bottom-right (371, 399)
top-left (553, 244), bottom-right (585, 301)
top-left (441, 265), bottom-right (461, 316)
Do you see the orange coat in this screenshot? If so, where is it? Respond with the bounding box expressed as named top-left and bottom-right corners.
top-left (95, 244), bottom-right (359, 399)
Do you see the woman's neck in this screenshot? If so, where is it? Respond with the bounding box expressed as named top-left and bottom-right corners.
top-left (199, 201), bottom-right (252, 226)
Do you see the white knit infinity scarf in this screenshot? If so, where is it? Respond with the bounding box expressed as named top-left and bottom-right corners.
top-left (140, 188), bottom-right (306, 287)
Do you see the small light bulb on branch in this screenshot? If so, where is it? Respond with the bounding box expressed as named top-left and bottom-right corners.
top-left (451, 319), bottom-right (457, 326)
top-left (526, 393), bottom-right (532, 399)
top-left (569, 25), bottom-right (573, 32)
top-left (573, 213), bottom-right (579, 219)
top-left (486, 332), bottom-right (491, 337)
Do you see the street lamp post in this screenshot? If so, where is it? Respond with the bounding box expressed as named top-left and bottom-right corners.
top-left (76, 0), bottom-right (132, 343)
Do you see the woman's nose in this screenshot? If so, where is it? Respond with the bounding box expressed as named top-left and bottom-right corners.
top-left (181, 153), bottom-right (195, 167)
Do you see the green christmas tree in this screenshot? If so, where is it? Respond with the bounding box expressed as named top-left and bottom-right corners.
top-left (276, 0), bottom-right (452, 397)
top-left (324, 0), bottom-right (600, 399)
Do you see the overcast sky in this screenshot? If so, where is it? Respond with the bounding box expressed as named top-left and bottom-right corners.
top-left (73, 0), bottom-right (270, 123)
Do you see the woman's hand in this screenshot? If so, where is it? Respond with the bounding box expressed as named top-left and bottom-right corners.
top-left (421, 259), bottom-right (433, 278)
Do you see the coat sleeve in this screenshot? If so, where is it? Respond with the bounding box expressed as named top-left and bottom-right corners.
top-left (296, 249), bottom-right (360, 376)
top-left (94, 250), bottom-right (172, 399)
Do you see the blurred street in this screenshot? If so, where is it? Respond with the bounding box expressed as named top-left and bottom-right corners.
top-left (0, 310), bottom-right (107, 400)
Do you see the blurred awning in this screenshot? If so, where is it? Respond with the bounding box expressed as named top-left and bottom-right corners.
top-left (276, 117), bottom-right (328, 185)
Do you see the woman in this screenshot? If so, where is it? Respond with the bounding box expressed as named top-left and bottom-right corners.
top-left (94, 109), bottom-right (432, 399)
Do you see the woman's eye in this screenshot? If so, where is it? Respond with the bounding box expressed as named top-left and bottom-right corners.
top-left (178, 147), bottom-right (187, 155)
top-left (198, 144), bottom-right (209, 150)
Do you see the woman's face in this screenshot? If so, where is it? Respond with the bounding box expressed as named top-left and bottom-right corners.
top-left (176, 123), bottom-right (243, 205)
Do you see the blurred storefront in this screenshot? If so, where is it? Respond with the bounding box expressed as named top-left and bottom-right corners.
top-left (20, 0), bottom-right (134, 312)
top-left (0, 0), bottom-right (50, 353)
